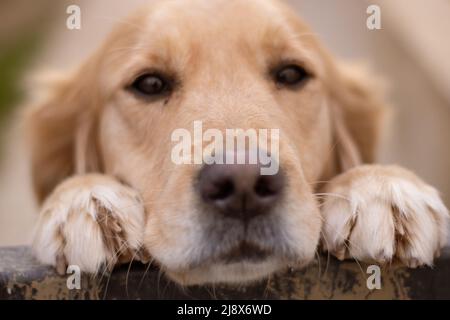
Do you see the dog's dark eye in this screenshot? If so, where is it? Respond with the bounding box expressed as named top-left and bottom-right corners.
top-left (131, 74), bottom-right (168, 96)
top-left (275, 65), bottom-right (310, 86)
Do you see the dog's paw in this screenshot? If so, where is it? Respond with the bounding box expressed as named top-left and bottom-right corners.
top-left (320, 165), bottom-right (449, 267)
top-left (32, 174), bottom-right (149, 274)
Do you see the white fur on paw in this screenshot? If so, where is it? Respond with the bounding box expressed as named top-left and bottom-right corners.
top-left (32, 174), bottom-right (147, 274)
top-left (321, 165), bottom-right (449, 268)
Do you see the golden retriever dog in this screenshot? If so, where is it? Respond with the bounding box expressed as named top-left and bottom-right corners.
top-left (26, 0), bottom-right (449, 285)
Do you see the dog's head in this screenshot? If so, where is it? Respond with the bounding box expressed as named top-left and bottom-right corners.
top-left (26, 0), bottom-right (386, 285)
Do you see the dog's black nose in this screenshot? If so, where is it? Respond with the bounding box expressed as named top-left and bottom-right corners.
top-left (198, 162), bottom-right (284, 221)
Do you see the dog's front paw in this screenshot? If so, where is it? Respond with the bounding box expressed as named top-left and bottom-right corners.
top-left (32, 174), bottom-right (149, 274)
top-left (321, 165), bottom-right (449, 267)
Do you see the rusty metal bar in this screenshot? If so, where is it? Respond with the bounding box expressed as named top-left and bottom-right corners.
top-left (1, 246), bottom-right (449, 299)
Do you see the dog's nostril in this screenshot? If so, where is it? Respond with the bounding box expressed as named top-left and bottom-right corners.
top-left (208, 179), bottom-right (234, 201)
top-left (254, 176), bottom-right (280, 197)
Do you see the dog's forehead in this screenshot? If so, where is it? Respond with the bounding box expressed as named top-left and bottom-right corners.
top-left (100, 0), bottom-right (322, 90)
top-left (145, 0), bottom-right (285, 27)
top-left (132, 0), bottom-right (306, 50)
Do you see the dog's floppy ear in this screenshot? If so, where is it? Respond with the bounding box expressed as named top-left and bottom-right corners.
top-left (24, 60), bottom-right (102, 204)
top-left (329, 63), bottom-right (388, 172)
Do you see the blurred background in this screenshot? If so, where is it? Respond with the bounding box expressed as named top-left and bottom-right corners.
top-left (0, 0), bottom-right (449, 245)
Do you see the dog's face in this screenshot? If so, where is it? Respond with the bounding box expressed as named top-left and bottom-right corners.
top-left (99, 0), bottom-right (330, 284)
top-left (27, 0), bottom-right (385, 285)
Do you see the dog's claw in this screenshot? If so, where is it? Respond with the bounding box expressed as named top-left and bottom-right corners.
top-left (55, 253), bottom-right (67, 275)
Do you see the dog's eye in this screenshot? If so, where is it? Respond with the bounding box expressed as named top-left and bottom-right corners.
top-left (130, 74), bottom-right (169, 96)
top-left (275, 65), bottom-right (310, 86)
